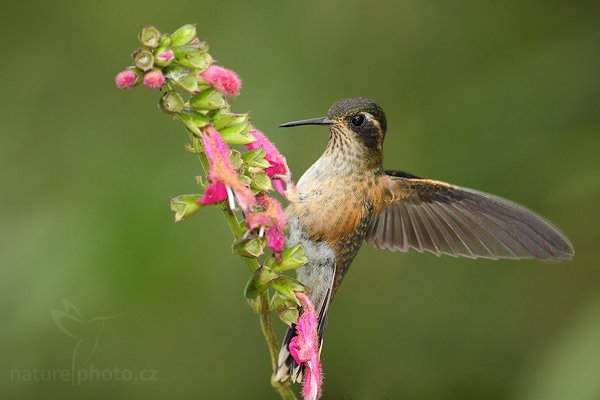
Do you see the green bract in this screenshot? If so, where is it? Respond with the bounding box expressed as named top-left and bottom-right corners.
top-left (170, 24), bottom-right (197, 46)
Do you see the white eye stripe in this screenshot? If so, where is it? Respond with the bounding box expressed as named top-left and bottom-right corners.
top-left (364, 113), bottom-right (380, 128)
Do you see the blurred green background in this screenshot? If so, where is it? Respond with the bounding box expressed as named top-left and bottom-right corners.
top-left (2, 0), bottom-right (599, 399)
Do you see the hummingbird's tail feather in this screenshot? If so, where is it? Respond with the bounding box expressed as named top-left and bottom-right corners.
top-left (274, 287), bottom-right (332, 383)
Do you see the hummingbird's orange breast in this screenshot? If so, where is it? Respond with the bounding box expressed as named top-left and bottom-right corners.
top-left (287, 173), bottom-right (380, 250)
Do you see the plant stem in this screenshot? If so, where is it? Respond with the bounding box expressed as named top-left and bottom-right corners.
top-left (218, 204), bottom-right (297, 399)
top-left (190, 132), bottom-right (297, 399)
top-left (259, 294), bottom-right (297, 400)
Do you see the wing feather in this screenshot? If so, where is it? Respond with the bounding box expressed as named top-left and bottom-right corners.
top-left (365, 172), bottom-right (574, 261)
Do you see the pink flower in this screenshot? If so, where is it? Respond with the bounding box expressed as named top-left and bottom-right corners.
top-left (289, 292), bottom-right (322, 400)
top-left (143, 70), bottom-right (165, 89)
top-left (245, 194), bottom-right (286, 258)
top-left (200, 181), bottom-right (228, 204)
top-left (200, 65), bottom-right (241, 97)
top-left (266, 225), bottom-right (285, 257)
top-left (157, 50), bottom-right (174, 61)
top-left (198, 125), bottom-right (256, 211)
top-left (115, 69), bottom-right (138, 89)
top-left (245, 129), bottom-right (292, 197)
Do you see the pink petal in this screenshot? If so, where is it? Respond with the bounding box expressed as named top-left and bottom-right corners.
top-left (143, 70), bottom-right (165, 89)
top-left (157, 50), bottom-right (174, 60)
top-left (198, 182), bottom-right (228, 204)
top-left (200, 65), bottom-right (241, 97)
top-left (266, 225), bottom-right (285, 258)
top-left (272, 179), bottom-right (287, 197)
top-left (115, 69), bottom-right (137, 89)
top-left (201, 126), bottom-right (256, 211)
top-left (232, 185), bottom-right (256, 212)
top-left (289, 292), bottom-right (322, 400)
top-left (201, 126), bottom-right (235, 182)
top-left (245, 211), bottom-right (273, 230)
top-left (257, 195), bottom-right (285, 228)
top-left (245, 129), bottom-right (291, 181)
top-left (304, 358), bottom-right (323, 400)
top-left (246, 194), bottom-right (285, 231)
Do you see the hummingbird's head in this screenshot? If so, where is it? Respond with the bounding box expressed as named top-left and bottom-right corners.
top-left (280, 97), bottom-right (387, 170)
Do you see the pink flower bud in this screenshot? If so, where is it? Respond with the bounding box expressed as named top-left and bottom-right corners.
top-left (143, 70), bottom-right (165, 89)
top-left (200, 65), bottom-right (241, 97)
top-left (157, 50), bottom-right (174, 61)
top-left (115, 69), bottom-right (138, 89)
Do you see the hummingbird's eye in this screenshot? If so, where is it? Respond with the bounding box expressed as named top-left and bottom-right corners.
top-left (350, 114), bottom-right (365, 127)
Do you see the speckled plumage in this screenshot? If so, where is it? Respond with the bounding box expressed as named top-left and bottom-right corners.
top-left (275, 97), bottom-right (574, 384)
top-left (276, 98), bottom-right (390, 383)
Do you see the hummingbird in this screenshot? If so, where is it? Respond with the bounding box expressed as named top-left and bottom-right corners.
top-left (274, 97), bottom-right (574, 383)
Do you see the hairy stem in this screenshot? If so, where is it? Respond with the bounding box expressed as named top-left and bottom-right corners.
top-left (220, 206), bottom-right (297, 399)
top-left (192, 132), bottom-right (297, 399)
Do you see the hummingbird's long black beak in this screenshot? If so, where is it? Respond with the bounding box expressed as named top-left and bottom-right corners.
top-left (279, 117), bottom-right (333, 128)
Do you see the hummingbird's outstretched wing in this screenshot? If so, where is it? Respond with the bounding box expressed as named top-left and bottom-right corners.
top-left (365, 171), bottom-right (574, 261)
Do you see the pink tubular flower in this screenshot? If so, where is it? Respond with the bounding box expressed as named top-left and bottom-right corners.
top-left (245, 194), bottom-right (286, 258)
top-left (289, 292), bottom-right (322, 400)
top-left (157, 50), bottom-right (174, 61)
top-left (198, 125), bottom-right (256, 211)
top-left (143, 70), bottom-right (165, 89)
top-left (245, 129), bottom-right (292, 197)
top-left (115, 69), bottom-right (138, 89)
top-left (200, 65), bottom-right (241, 97)
top-left (266, 225), bottom-right (285, 257)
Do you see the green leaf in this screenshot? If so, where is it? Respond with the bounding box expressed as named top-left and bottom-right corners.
top-left (266, 244), bottom-right (309, 273)
top-left (251, 172), bottom-right (273, 192)
top-left (232, 237), bottom-right (265, 258)
top-left (178, 109), bottom-right (210, 135)
top-left (244, 266), bottom-right (279, 299)
top-left (270, 276), bottom-right (307, 303)
top-left (271, 295), bottom-right (299, 327)
top-left (170, 194), bottom-right (204, 222)
top-left (170, 24), bottom-right (197, 47)
top-left (160, 91), bottom-right (185, 114)
top-left (174, 47), bottom-right (213, 70)
top-left (242, 148), bottom-right (271, 168)
top-left (229, 149), bottom-right (243, 169)
top-left (212, 111), bottom-right (249, 130)
top-left (190, 89), bottom-right (226, 111)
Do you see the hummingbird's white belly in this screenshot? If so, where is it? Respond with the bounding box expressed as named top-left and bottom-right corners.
top-left (286, 215), bottom-right (335, 313)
